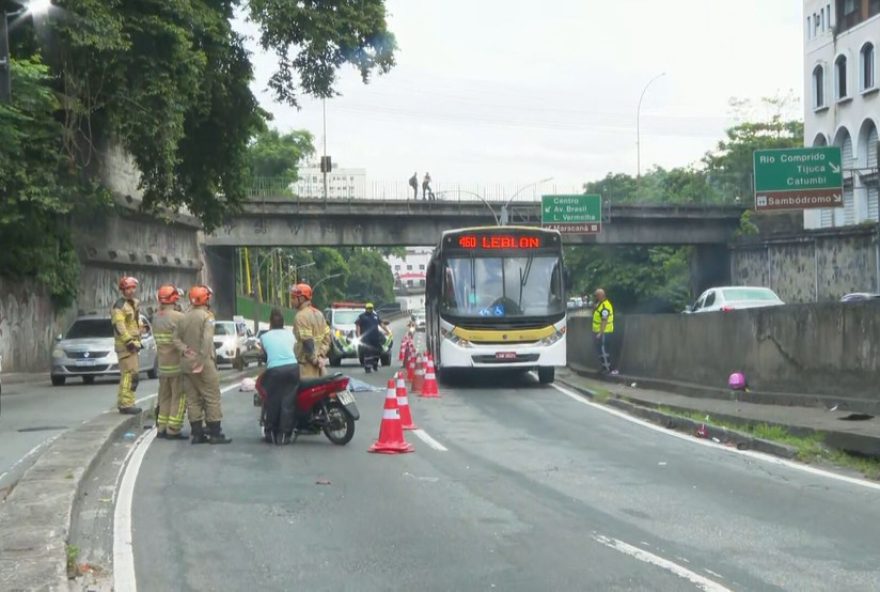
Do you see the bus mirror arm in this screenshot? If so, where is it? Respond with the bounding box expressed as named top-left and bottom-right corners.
top-left (563, 268), bottom-right (573, 291)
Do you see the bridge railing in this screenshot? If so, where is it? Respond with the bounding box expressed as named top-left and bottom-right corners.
top-left (247, 177), bottom-right (746, 206)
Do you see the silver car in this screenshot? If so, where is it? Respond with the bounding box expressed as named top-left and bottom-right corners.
top-left (50, 313), bottom-right (158, 386)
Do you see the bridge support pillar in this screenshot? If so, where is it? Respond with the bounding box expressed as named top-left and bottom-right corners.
top-left (690, 244), bottom-right (730, 298)
top-left (203, 246), bottom-right (236, 319)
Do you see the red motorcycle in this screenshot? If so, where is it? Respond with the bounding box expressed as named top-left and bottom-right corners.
top-left (253, 372), bottom-right (360, 445)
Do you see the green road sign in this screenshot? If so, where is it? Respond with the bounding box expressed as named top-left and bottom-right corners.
top-left (541, 194), bottom-right (602, 234)
top-left (753, 147), bottom-right (843, 211)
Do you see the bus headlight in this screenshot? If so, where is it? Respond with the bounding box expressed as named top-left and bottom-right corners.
top-left (539, 326), bottom-right (566, 346)
top-left (441, 328), bottom-right (472, 348)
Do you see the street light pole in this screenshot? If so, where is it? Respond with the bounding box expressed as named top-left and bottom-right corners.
top-left (636, 72), bottom-right (666, 180)
top-left (312, 272), bottom-right (343, 294)
top-left (500, 177), bottom-right (553, 225)
top-left (434, 189), bottom-right (500, 225)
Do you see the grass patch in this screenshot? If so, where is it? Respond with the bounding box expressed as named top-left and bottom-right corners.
top-left (649, 405), bottom-right (880, 479)
top-left (590, 387), bottom-right (612, 404)
top-left (66, 544), bottom-right (80, 578)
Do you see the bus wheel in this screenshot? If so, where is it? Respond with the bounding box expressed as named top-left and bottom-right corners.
top-left (538, 367), bottom-right (555, 384)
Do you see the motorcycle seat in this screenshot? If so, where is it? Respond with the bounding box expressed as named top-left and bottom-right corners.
top-left (298, 372), bottom-right (345, 390)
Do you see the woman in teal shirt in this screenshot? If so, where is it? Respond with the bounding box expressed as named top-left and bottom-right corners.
top-left (259, 309), bottom-right (299, 444)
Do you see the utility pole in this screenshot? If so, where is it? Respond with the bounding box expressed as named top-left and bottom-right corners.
top-left (322, 98), bottom-right (328, 202)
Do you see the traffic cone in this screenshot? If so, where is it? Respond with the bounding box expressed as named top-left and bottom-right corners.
top-left (407, 348), bottom-right (416, 383)
top-left (399, 338), bottom-right (407, 362)
top-left (395, 373), bottom-right (417, 430)
top-left (412, 353), bottom-right (425, 393)
top-left (368, 380), bottom-right (414, 454)
top-left (420, 356), bottom-right (441, 398)
top-left (402, 340), bottom-right (413, 368)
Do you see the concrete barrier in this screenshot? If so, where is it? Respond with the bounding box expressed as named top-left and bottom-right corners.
top-left (568, 300), bottom-right (880, 403)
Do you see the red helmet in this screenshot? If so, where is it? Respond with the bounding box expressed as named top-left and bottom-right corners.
top-left (290, 283), bottom-right (313, 301)
top-left (157, 284), bottom-right (182, 304)
top-left (118, 276), bottom-right (138, 291)
top-left (189, 285), bottom-right (213, 306)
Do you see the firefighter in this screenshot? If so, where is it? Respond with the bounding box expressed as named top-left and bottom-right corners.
top-left (173, 285), bottom-right (232, 444)
top-left (112, 276), bottom-right (143, 415)
top-left (290, 283), bottom-right (331, 379)
top-left (153, 285), bottom-right (187, 439)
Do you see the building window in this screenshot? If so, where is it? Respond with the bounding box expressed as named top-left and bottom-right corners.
top-left (406, 280), bottom-right (414, 287)
top-left (835, 55), bottom-right (848, 99)
top-left (813, 65), bottom-right (825, 108)
top-left (395, 265), bottom-right (401, 271)
top-left (419, 279), bottom-right (426, 287)
top-left (419, 264), bottom-right (425, 270)
top-left (862, 43), bottom-right (875, 90)
top-left (407, 264), bottom-right (413, 271)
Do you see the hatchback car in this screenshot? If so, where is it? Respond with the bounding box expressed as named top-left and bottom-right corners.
top-left (686, 286), bottom-right (784, 314)
top-left (51, 313), bottom-right (158, 385)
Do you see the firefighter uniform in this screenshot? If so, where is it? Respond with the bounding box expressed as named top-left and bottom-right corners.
top-left (153, 304), bottom-right (186, 437)
top-left (173, 304), bottom-right (230, 444)
top-left (112, 297), bottom-right (142, 410)
top-left (294, 302), bottom-right (331, 379)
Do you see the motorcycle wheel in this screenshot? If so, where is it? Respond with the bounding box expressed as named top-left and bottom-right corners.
top-left (323, 402), bottom-right (355, 445)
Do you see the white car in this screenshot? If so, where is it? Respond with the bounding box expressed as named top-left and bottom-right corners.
top-left (687, 286), bottom-right (784, 314)
top-left (213, 320), bottom-right (257, 367)
top-left (412, 310), bottom-right (427, 331)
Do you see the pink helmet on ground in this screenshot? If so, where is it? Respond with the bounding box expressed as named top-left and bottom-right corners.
top-left (728, 372), bottom-right (747, 391)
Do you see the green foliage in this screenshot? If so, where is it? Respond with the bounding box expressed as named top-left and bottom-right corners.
top-left (247, 127), bottom-right (315, 180)
top-left (341, 248), bottom-right (395, 305)
top-left (735, 210), bottom-right (760, 237)
top-left (248, 0), bottom-right (397, 105)
top-left (0, 57), bottom-right (109, 308)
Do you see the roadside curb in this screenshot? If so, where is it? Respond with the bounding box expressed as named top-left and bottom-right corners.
top-left (557, 378), bottom-right (799, 460)
top-left (0, 372), bottom-right (48, 387)
top-left (568, 363), bottom-right (880, 415)
top-left (0, 409), bottom-right (143, 591)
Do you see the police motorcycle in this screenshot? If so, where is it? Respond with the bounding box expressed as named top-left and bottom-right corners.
top-left (356, 322), bottom-right (394, 371)
top-left (253, 371), bottom-right (360, 445)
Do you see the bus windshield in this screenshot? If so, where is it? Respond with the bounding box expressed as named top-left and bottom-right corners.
top-left (441, 255), bottom-right (564, 318)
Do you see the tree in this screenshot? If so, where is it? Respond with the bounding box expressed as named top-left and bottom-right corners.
top-left (0, 56), bottom-right (108, 307)
top-left (247, 127), bottom-right (315, 180)
top-left (343, 248), bottom-right (395, 304)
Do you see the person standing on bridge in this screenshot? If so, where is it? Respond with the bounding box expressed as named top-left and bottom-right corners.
top-left (592, 288), bottom-right (618, 375)
top-left (174, 285), bottom-right (232, 444)
top-left (291, 283), bottom-right (331, 379)
top-left (409, 171), bottom-right (419, 199)
top-left (112, 276), bottom-right (144, 415)
top-left (153, 285), bottom-right (187, 439)
top-left (422, 172), bottom-right (435, 200)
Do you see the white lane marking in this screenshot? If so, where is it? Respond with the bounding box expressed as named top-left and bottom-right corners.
top-left (113, 427), bottom-right (155, 592)
top-left (112, 380), bottom-right (245, 591)
top-left (551, 383), bottom-right (880, 492)
top-left (412, 428), bottom-right (448, 451)
top-left (592, 534), bottom-right (731, 592)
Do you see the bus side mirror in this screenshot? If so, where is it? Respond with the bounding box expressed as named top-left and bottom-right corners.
top-left (563, 268), bottom-right (573, 291)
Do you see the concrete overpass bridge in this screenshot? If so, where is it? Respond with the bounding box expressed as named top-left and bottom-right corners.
top-left (205, 197), bottom-right (746, 248)
top-left (203, 197), bottom-right (746, 317)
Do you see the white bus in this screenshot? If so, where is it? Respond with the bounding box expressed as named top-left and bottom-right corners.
top-left (424, 226), bottom-right (568, 384)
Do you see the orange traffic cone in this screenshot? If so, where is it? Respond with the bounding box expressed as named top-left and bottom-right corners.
top-left (421, 356), bottom-right (441, 398)
top-left (407, 348), bottom-right (416, 383)
top-left (368, 381), bottom-right (414, 454)
top-left (412, 353), bottom-right (425, 393)
top-left (395, 373), bottom-right (417, 430)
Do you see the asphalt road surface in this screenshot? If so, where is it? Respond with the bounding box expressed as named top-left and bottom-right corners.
top-left (126, 329), bottom-right (880, 591)
top-left (0, 367), bottom-right (245, 495)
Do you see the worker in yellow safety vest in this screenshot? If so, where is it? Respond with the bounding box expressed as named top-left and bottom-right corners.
top-left (153, 284), bottom-right (188, 439)
top-left (592, 288), bottom-right (617, 375)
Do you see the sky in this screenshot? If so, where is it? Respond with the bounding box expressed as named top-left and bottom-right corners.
top-left (239, 0), bottom-right (804, 191)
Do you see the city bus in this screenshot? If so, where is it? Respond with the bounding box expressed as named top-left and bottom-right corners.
top-left (424, 226), bottom-right (567, 384)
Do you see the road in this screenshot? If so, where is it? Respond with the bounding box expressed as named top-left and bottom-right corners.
top-left (0, 367), bottom-right (245, 495)
top-left (121, 328), bottom-right (880, 591)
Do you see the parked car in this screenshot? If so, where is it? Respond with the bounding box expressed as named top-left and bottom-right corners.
top-left (840, 292), bottom-right (880, 302)
top-left (51, 313), bottom-right (158, 386)
top-left (213, 320), bottom-right (258, 368)
top-left (685, 286), bottom-right (784, 314)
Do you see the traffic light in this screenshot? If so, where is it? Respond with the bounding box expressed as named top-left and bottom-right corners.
top-left (320, 156), bottom-right (332, 173)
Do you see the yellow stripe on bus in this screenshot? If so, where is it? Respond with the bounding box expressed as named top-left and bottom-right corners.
top-left (452, 325), bottom-right (556, 343)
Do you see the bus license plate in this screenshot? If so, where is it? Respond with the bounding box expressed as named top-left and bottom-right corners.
top-left (337, 390), bottom-right (355, 406)
top-left (496, 352), bottom-right (517, 360)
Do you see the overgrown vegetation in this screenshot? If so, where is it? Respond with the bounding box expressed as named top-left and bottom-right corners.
top-left (1, 0), bottom-right (396, 308)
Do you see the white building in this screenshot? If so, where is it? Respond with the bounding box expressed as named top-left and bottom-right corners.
top-left (387, 247), bottom-right (432, 290)
top-left (290, 163), bottom-right (367, 200)
top-left (804, 0), bottom-right (880, 229)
